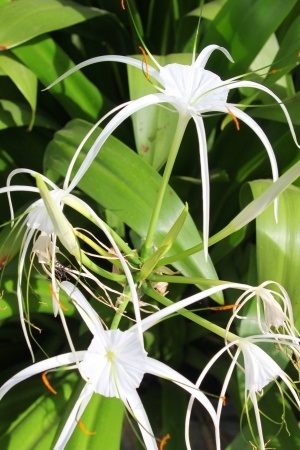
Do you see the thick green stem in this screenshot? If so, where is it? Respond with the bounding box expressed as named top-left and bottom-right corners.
top-left (110, 286), bottom-right (132, 330)
top-left (142, 115), bottom-right (189, 258)
top-left (143, 283), bottom-right (238, 342)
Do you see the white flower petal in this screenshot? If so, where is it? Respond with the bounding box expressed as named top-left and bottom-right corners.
top-left (61, 280), bottom-right (104, 336)
top-left (46, 55), bottom-right (160, 91)
top-left (54, 384), bottom-right (93, 450)
top-left (126, 390), bottom-right (158, 450)
top-left (191, 113), bottom-right (210, 258)
top-left (146, 357), bottom-right (219, 432)
top-left (0, 352), bottom-right (85, 400)
top-left (67, 93), bottom-right (172, 192)
top-left (80, 329), bottom-right (147, 399)
top-left (227, 80), bottom-right (300, 148)
top-left (194, 44), bottom-right (234, 69)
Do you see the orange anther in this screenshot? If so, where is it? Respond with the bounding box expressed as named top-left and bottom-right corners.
top-left (209, 304), bottom-right (235, 311)
top-left (42, 371), bottom-right (57, 395)
top-left (221, 395), bottom-right (227, 406)
top-left (49, 284), bottom-right (67, 311)
top-left (226, 107), bottom-right (240, 131)
top-left (160, 433), bottom-right (171, 450)
top-left (139, 45), bottom-right (149, 81)
top-left (78, 419), bottom-right (96, 436)
top-left (121, 0), bottom-right (125, 9)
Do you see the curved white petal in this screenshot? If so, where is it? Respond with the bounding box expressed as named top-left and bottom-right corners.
top-left (191, 113), bottom-right (210, 258)
top-left (54, 383), bottom-right (93, 450)
top-left (195, 45), bottom-right (234, 69)
top-left (63, 195), bottom-right (144, 343)
top-left (226, 80), bottom-right (300, 148)
top-left (138, 282), bottom-right (250, 332)
top-left (17, 225), bottom-right (36, 361)
top-left (67, 93), bottom-right (173, 192)
top-left (0, 352), bottom-right (85, 400)
top-left (224, 105), bottom-right (279, 181)
top-left (126, 390), bottom-right (158, 450)
top-left (46, 55), bottom-right (159, 90)
top-left (146, 357), bottom-right (218, 430)
top-left (61, 281), bottom-right (104, 336)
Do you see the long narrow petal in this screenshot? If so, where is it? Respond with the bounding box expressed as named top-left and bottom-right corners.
top-left (17, 226), bottom-right (36, 361)
top-left (191, 113), bottom-right (210, 259)
top-left (61, 281), bottom-right (104, 336)
top-left (0, 352), bottom-right (85, 400)
top-left (67, 93), bottom-right (173, 192)
top-left (195, 45), bottom-right (234, 69)
top-left (45, 55), bottom-right (160, 90)
top-left (226, 80), bottom-right (300, 148)
top-left (146, 357), bottom-right (218, 430)
top-left (54, 384), bottom-right (93, 450)
top-left (215, 104), bottom-right (279, 220)
top-left (139, 282), bottom-right (250, 333)
top-left (126, 390), bottom-right (158, 450)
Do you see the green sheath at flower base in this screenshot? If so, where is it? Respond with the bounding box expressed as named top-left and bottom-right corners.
top-left (35, 174), bottom-right (80, 259)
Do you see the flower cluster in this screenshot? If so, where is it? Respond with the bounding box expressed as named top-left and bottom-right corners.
top-left (0, 17), bottom-right (299, 450)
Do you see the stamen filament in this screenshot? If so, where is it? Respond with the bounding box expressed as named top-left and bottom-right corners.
top-left (42, 371), bottom-right (57, 395)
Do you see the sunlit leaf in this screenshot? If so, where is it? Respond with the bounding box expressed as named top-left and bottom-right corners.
top-left (0, 0), bottom-right (105, 49)
top-left (249, 180), bottom-right (300, 324)
top-left (0, 53), bottom-right (37, 129)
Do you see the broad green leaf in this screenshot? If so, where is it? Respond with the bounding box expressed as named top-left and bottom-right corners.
top-left (139, 204), bottom-right (189, 280)
top-left (0, 53), bottom-right (37, 129)
top-left (0, 0), bottom-right (105, 49)
top-left (12, 36), bottom-right (104, 121)
top-left (203, 0), bottom-right (298, 75)
top-left (65, 395), bottom-right (124, 450)
top-left (225, 388), bottom-right (300, 450)
top-left (208, 161), bottom-right (300, 249)
top-left (0, 372), bottom-right (78, 449)
top-left (0, 99), bottom-right (59, 130)
top-left (265, 15), bottom-right (300, 86)
top-left (190, 0), bottom-right (228, 21)
top-left (127, 54), bottom-right (192, 170)
top-left (44, 119), bottom-right (223, 303)
top-left (249, 180), bottom-right (300, 323)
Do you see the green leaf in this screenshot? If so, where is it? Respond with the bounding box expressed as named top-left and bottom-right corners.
top-left (0, 0), bottom-right (105, 49)
top-left (12, 36), bottom-right (104, 121)
top-left (0, 372), bottom-right (78, 449)
top-left (203, 0), bottom-right (298, 75)
top-left (265, 15), bottom-right (300, 86)
top-left (0, 53), bottom-right (37, 129)
top-left (127, 54), bottom-right (192, 170)
top-left (45, 119), bottom-right (222, 303)
top-left (225, 387), bottom-right (300, 450)
top-left (139, 204), bottom-right (189, 280)
top-left (0, 99), bottom-right (59, 130)
top-left (249, 180), bottom-right (300, 324)
top-left (65, 395), bottom-right (124, 450)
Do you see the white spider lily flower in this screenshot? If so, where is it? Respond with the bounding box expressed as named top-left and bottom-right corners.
top-left (0, 280), bottom-right (221, 450)
top-left (46, 45), bottom-right (299, 255)
top-left (186, 334), bottom-right (300, 450)
top-left (226, 281), bottom-right (297, 337)
top-left (0, 169), bottom-right (142, 358)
